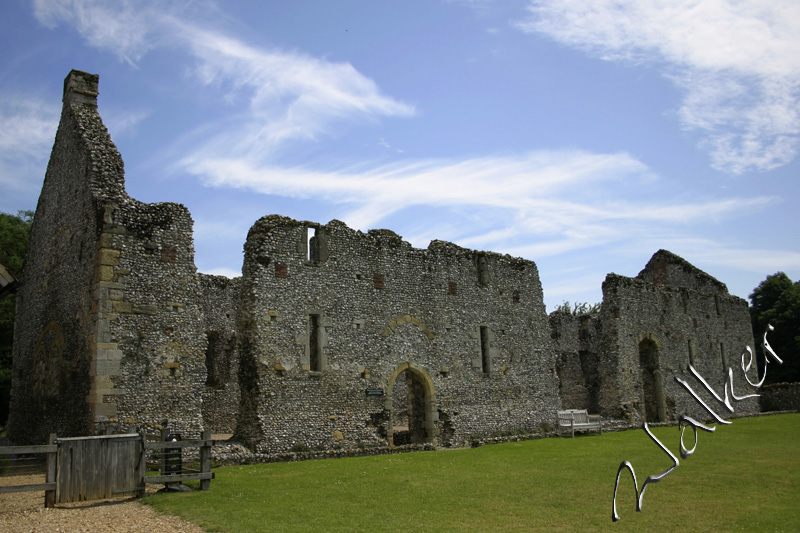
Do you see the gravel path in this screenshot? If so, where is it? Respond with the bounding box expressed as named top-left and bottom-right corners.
top-left (1, 475), bottom-right (205, 532)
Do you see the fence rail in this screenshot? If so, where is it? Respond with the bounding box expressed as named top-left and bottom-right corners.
top-left (0, 430), bottom-right (214, 506)
top-left (0, 434), bottom-right (57, 505)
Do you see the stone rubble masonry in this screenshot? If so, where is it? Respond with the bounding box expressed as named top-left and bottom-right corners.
top-left (550, 250), bottom-right (759, 424)
top-left (10, 70), bottom-right (206, 443)
top-left (234, 215), bottom-right (557, 451)
top-left (9, 70), bottom-right (759, 452)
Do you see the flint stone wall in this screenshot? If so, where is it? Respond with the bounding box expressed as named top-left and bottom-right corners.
top-left (11, 70), bottom-right (762, 451)
top-left (10, 70), bottom-right (207, 443)
top-left (236, 216), bottom-right (559, 452)
top-left (550, 313), bottom-right (604, 414)
top-left (549, 250), bottom-right (760, 424)
top-left (199, 274), bottom-right (241, 434)
top-left (8, 76), bottom-right (102, 441)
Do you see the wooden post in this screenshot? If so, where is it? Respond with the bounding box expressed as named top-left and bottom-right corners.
top-left (137, 431), bottom-right (146, 497)
top-left (44, 433), bottom-right (56, 508)
top-left (200, 429), bottom-right (211, 491)
top-left (160, 427), bottom-right (169, 487)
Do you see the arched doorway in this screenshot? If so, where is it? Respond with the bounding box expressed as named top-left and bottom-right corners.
top-left (638, 336), bottom-right (666, 422)
top-left (386, 363), bottom-right (437, 446)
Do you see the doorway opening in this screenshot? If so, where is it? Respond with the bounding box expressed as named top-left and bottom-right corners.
top-left (638, 337), bottom-right (666, 422)
top-left (386, 363), bottom-right (436, 446)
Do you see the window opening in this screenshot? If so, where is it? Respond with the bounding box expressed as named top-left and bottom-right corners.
top-left (477, 254), bottom-right (489, 286)
top-left (309, 314), bottom-right (321, 372)
top-left (480, 326), bottom-right (492, 374)
top-left (638, 338), bottom-right (665, 422)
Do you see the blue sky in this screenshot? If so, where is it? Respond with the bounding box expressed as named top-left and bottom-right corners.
top-left (1, 0), bottom-right (798, 311)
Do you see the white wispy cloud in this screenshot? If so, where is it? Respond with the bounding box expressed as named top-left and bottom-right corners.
top-left (33, 0), bottom-right (163, 65)
top-left (30, 0), bottom-right (787, 296)
top-left (103, 109), bottom-right (150, 138)
top-left (182, 150), bottom-right (652, 227)
top-left (182, 150), bottom-right (776, 264)
top-left (172, 23), bottom-right (415, 159)
top-left (0, 97), bottom-right (59, 192)
top-left (33, 0), bottom-right (414, 159)
top-left (516, 0), bottom-right (800, 174)
top-left (653, 237), bottom-right (800, 274)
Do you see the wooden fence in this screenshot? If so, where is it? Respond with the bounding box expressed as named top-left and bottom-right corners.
top-left (144, 429), bottom-right (214, 490)
top-left (0, 434), bottom-right (57, 507)
top-left (55, 433), bottom-right (143, 504)
top-left (0, 430), bottom-right (214, 507)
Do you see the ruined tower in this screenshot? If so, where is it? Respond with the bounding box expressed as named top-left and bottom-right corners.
top-left (9, 70), bottom-right (207, 443)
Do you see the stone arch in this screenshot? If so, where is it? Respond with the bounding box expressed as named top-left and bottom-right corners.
top-left (381, 315), bottom-right (436, 340)
top-left (385, 362), bottom-right (438, 446)
top-left (636, 332), bottom-right (662, 349)
top-left (637, 333), bottom-right (666, 422)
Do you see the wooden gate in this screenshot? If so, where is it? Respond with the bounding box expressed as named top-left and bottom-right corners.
top-left (55, 434), bottom-right (143, 503)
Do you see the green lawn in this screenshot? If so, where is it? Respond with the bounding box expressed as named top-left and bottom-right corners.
top-left (143, 414), bottom-right (800, 532)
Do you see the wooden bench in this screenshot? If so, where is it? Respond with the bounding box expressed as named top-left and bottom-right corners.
top-left (557, 409), bottom-right (602, 438)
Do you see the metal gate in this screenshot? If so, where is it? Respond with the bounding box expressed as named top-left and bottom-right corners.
top-left (55, 434), bottom-right (143, 503)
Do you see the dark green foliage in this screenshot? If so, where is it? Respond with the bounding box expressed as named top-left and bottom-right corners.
top-left (0, 210), bottom-right (33, 273)
top-left (554, 300), bottom-right (602, 315)
top-left (0, 210), bottom-right (33, 425)
top-left (749, 272), bottom-right (800, 384)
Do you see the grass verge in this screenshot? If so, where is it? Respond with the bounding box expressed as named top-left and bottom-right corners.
top-left (143, 413), bottom-right (800, 532)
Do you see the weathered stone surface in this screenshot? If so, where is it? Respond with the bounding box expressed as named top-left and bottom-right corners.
top-left (550, 251), bottom-right (759, 423)
top-left (234, 215), bottom-right (557, 451)
top-left (9, 70), bottom-right (759, 453)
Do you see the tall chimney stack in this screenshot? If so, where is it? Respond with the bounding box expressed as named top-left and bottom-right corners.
top-left (62, 69), bottom-right (99, 107)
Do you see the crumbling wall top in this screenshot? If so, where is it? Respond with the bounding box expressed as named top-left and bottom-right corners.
top-left (56, 70), bottom-right (128, 202)
top-left (63, 69), bottom-right (99, 107)
top-left (636, 249), bottom-right (727, 294)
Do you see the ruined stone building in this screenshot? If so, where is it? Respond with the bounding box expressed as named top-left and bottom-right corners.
top-left (551, 250), bottom-right (760, 424)
top-left (9, 71), bottom-right (760, 449)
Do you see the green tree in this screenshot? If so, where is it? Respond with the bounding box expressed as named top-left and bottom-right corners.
top-left (749, 272), bottom-right (800, 384)
top-left (0, 210), bottom-right (33, 426)
top-left (553, 301), bottom-right (602, 316)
